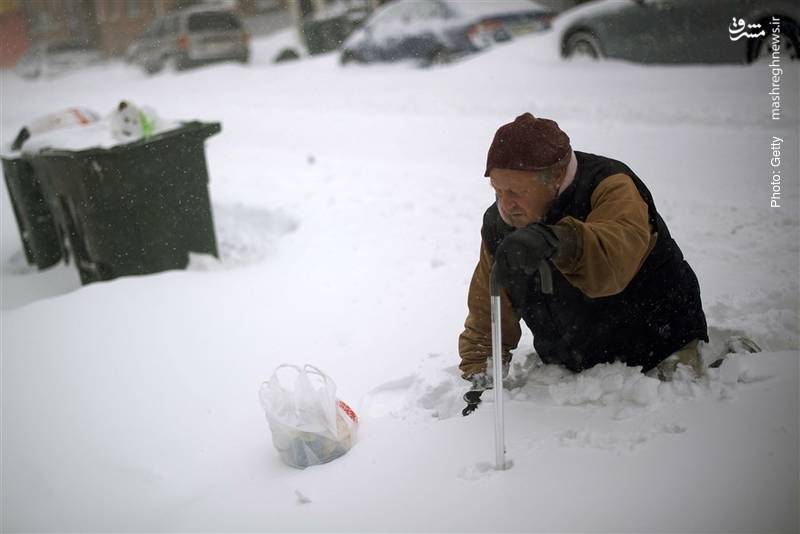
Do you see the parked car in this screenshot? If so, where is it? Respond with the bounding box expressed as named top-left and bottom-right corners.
top-left (127, 7), bottom-right (250, 74)
top-left (305, 0), bottom-right (372, 56)
top-left (340, 0), bottom-right (554, 66)
top-left (274, 0), bottom-right (371, 62)
top-left (16, 40), bottom-right (104, 79)
top-left (558, 0), bottom-right (799, 64)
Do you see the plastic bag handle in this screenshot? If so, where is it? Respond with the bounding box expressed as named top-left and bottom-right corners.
top-left (302, 364), bottom-right (336, 393)
top-left (261, 363), bottom-right (302, 390)
top-left (262, 364), bottom-right (335, 392)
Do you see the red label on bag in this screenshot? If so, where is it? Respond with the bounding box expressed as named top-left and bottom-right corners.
top-left (337, 400), bottom-right (358, 423)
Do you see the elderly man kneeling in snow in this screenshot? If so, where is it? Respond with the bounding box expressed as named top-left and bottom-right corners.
top-left (459, 113), bottom-right (709, 394)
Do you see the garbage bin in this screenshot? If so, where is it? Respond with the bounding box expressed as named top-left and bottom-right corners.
top-left (26, 121), bottom-right (221, 284)
top-left (1, 156), bottom-right (63, 269)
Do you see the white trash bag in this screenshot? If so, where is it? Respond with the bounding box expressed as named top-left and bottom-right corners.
top-left (259, 364), bottom-right (358, 469)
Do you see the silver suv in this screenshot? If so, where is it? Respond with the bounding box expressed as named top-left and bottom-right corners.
top-left (127, 7), bottom-right (250, 74)
top-left (17, 40), bottom-right (105, 79)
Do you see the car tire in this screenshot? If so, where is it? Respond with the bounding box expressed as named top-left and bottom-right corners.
top-left (564, 31), bottom-right (603, 60)
top-left (172, 55), bottom-right (188, 72)
top-left (748, 18), bottom-right (799, 63)
top-left (424, 46), bottom-right (452, 68)
top-left (339, 49), bottom-right (357, 66)
top-left (276, 48), bottom-right (301, 63)
top-left (144, 59), bottom-right (163, 75)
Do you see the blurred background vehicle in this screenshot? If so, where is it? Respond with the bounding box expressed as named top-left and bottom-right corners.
top-left (127, 7), bottom-right (250, 74)
top-left (340, 0), bottom-right (555, 66)
top-left (558, 0), bottom-right (799, 64)
top-left (302, 0), bottom-right (372, 56)
top-left (15, 40), bottom-right (105, 79)
top-left (272, 0), bottom-right (373, 63)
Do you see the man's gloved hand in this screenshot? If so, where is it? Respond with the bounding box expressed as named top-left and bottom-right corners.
top-left (467, 360), bottom-right (510, 391)
top-left (462, 363), bottom-right (510, 416)
top-left (469, 372), bottom-right (494, 391)
top-left (494, 224), bottom-right (559, 286)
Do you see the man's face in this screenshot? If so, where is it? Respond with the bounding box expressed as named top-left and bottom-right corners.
top-left (489, 168), bottom-right (561, 228)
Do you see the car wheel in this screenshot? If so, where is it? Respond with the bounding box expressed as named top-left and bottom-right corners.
top-left (748, 18), bottom-right (799, 63)
top-left (276, 48), bottom-right (301, 63)
top-left (144, 59), bottom-right (163, 75)
top-left (564, 31), bottom-right (603, 60)
top-left (424, 46), bottom-right (452, 67)
top-left (340, 49), bottom-right (355, 66)
top-left (171, 55), bottom-right (187, 71)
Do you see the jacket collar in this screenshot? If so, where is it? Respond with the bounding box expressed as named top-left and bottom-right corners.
top-left (557, 150), bottom-right (578, 197)
top-left (544, 151), bottom-right (579, 224)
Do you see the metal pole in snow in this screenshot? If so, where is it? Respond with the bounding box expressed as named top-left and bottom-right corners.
top-left (490, 264), bottom-right (506, 471)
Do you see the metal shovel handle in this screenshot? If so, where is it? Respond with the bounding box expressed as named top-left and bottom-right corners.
top-left (489, 264), bottom-right (506, 470)
top-left (486, 259), bottom-right (552, 469)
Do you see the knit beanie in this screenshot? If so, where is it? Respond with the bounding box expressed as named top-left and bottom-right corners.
top-left (485, 112), bottom-right (571, 177)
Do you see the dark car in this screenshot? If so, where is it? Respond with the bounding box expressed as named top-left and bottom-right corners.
top-left (558, 0), bottom-right (799, 63)
top-left (340, 0), bottom-right (554, 66)
top-left (273, 0), bottom-right (372, 63)
top-left (127, 7), bottom-right (250, 74)
top-left (16, 40), bottom-right (105, 79)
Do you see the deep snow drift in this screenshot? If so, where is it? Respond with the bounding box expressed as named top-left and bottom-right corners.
top-left (1, 28), bottom-right (798, 532)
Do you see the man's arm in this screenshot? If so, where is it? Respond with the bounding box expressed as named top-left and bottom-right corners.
top-left (458, 240), bottom-right (522, 379)
top-left (551, 173), bottom-right (656, 298)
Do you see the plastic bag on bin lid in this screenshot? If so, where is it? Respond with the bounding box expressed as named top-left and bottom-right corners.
top-left (259, 364), bottom-right (358, 469)
top-left (11, 107), bottom-right (100, 150)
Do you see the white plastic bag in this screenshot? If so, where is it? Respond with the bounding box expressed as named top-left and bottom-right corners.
top-left (259, 364), bottom-right (358, 469)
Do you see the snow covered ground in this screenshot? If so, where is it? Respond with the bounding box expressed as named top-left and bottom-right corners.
top-left (1, 28), bottom-right (798, 532)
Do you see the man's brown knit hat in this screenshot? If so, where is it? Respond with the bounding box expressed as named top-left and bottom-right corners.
top-left (484, 112), bottom-right (571, 177)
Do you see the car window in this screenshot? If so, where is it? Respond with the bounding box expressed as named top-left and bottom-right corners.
top-left (187, 11), bottom-right (241, 32)
top-left (171, 16), bottom-right (181, 34)
top-left (369, 1), bottom-right (411, 26)
top-left (160, 15), bottom-right (177, 35)
top-left (145, 18), bottom-right (162, 37)
top-left (24, 45), bottom-right (45, 59)
top-left (47, 42), bottom-right (89, 54)
top-left (406, 1), bottom-right (446, 22)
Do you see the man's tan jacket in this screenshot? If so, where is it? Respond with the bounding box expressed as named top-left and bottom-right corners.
top-left (458, 173), bottom-right (657, 379)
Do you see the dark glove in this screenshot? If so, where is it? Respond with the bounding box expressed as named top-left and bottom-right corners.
top-left (462, 390), bottom-right (483, 416)
top-left (463, 373), bottom-right (490, 416)
top-left (494, 224), bottom-right (559, 286)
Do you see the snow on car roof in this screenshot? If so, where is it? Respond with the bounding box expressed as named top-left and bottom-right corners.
top-left (551, 0), bottom-right (629, 33)
top-left (446, 0), bottom-right (549, 19)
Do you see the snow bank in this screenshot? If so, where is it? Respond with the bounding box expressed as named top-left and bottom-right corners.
top-left (363, 342), bottom-right (781, 426)
top-left (188, 203), bottom-right (299, 270)
top-left (547, 362), bottom-right (660, 407)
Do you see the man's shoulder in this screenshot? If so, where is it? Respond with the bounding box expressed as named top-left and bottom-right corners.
top-left (576, 151), bottom-right (632, 174)
top-left (576, 153), bottom-right (656, 216)
top-left (575, 151), bottom-right (638, 191)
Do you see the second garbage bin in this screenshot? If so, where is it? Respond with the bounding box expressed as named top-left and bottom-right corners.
top-left (26, 121), bottom-right (221, 284)
top-left (2, 155), bottom-right (64, 269)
